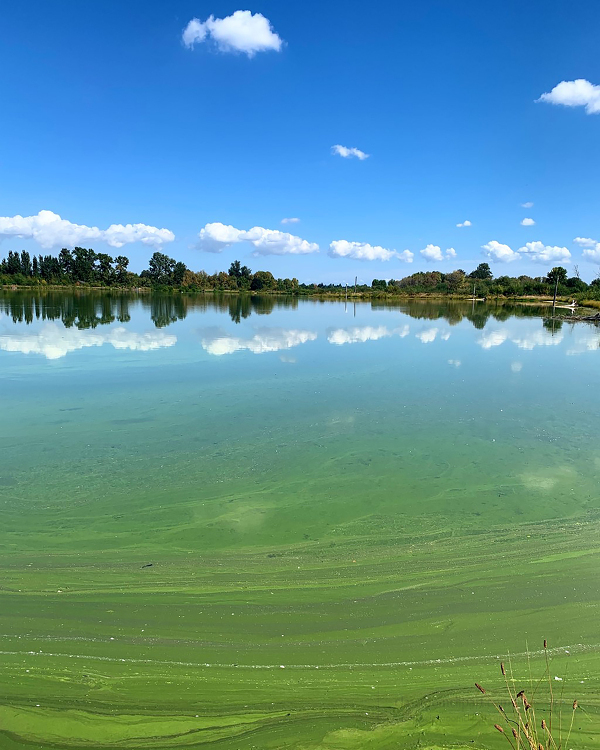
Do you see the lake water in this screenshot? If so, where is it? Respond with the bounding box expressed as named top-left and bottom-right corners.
top-left (1, 291), bottom-right (599, 749)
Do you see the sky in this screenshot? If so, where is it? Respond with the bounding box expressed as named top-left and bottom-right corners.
top-left (1, 0), bottom-right (600, 282)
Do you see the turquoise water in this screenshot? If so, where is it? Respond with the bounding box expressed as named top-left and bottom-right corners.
top-left (0, 291), bottom-right (599, 749)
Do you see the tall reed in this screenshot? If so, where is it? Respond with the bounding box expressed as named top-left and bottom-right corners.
top-left (475, 640), bottom-right (579, 750)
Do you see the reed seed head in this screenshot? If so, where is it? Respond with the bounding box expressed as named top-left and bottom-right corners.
top-left (475, 682), bottom-right (486, 694)
top-left (544, 639), bottom-right (547, 649)
top-left (541, 719), bottom-right (547, 730)
top-left (494, 724), bottom-right (504, 734)
top-left (512, 728), bottom-right (518, 739)
top-left (573, 700), bottom-right (578, 710)
top-left (501, 662), bottom-right (506, 676)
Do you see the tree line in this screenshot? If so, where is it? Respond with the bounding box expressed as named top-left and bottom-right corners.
top-left (1, 249), bottom-right (599, 300)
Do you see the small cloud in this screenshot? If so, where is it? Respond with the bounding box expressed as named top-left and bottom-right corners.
top-left (511, 361), bottom-right (523, 373)
top-left (329, 240), bottom-right (412, 262)
top-left (420, 244), bottom-right (457, 262)
top-left (521, 218), bottom-right (536, 226)
top-left (482, 240), bottom-right (520, 263)
top-left (331, 144), bottom-right (369, 160)
top-left (521, 202), bottom-right (534, 208)
top-left (416, 328), bottom-right (438, 344)
top-left (281, 217), bottom-right (300, 224)
top-left (537, 79), bottom-right (600, 115)
top-left (456, 220), bottom-right (472, 228)
top-left (182, 10), bottom-right (283, 57)
top-left (448, 359), bottom-right (461, 367)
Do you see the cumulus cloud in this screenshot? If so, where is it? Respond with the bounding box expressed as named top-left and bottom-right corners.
top-left (182, 10), bottom-right (283, 57)
top-left (456, 220), bottom-right (472, 228)
top-left (196, 222), bottom-right (243, 253)
top-left (421, 245), bottom-right (456, 263)
top-left (331, 144), bottom-right (369, 160)
top-left (538, 79), bottom-right (600, 115)
top-left (241, 227), bottom-right (319, 255)
top-left (281, 217), bottom-right (300, 224)
top-left (574, 236), bottom-right (600, 262)
top-left (329, 240), bottom-right (413, 262)
top-left (521, 202), bottom-right (534, 209)
top-left (195, 222), bottom-right (318, 255)
top-left (200, 327), bottom-right (316, 356)
top-left (0, 210), bottom-right (174, 250)
top-left (420, 245), bottom-right (457, 262)
top-left (518, 241), bottom-right (571, 264)
top-left (566, 326), bottom-right (600, 355)
top-left (327, 325), bottom-right (409, 346)
top-left (521, 218), bottom-right (536, 226)
top-left (482, 240), bottom-right (520, 263)
top-left (0, 324), bottom-right (176, 360)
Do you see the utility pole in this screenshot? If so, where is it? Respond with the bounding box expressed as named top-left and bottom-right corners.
top-left (354, 276), bottom-right (357, 294)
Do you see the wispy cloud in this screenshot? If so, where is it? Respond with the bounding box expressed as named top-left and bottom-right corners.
top-left (182, 10), bottom-right (283, 57)
top-left (538, 79), bottom-right (600, 114)
top-left (281, 217), bottom-right (300, 224)
top-left (521, 202), bottom-right (534, 209)
top-left (331, 144), bottom-right (369, 160)
top-left (0, 210), bottom-right (174, 249)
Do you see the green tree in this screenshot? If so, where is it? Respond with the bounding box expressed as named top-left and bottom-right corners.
top-left (146, 252), bottom-right (176, 284)
top-left (114, 256), bottom-right (130, 283)
top-left (546, 267), bottom-right (568, 285)
top-left (469, 262), bottom-right (493, 280)
top-left (251, 270), bottom-right (276, 291)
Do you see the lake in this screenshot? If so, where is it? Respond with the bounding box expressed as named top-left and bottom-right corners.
top-left (1, 290), bottom-right (599, 749)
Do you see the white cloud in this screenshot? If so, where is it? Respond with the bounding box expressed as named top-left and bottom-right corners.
top-left (477, 327), bottom-right (563, 351)
top-left (241, 227), bottom-right (319, 255)
top-left (538, 79), bottom-right (600, 115)
top-left (518, 241), bottom-right (571, 264)
top-left (327, 325), bottom-right (409, 346)
top-left (521, 202), bottom-right (534, 209)
top-left (566, 327), bottom-right (600, 355)
top-left (200, 327), bottom-right (316, 356)
top-left (0, 210), bottom-right (174, 250)
top-left (478, 330), bottom-right (509, 349)
top-left (331, 145), bottom-right (369, 160)
top-left (329, 240), bottom-right (413, 262)
top-left (521, 218), bottom-right (536, 226)
top-left (281, 217), bottom-right (300, 224)
top-left (196, 222), bottom-right (243, 253)
top-left (182, 11), bottom-right (283, 57)
top-left (0, 324), bottom-right (176, 360)
top-left (574, 236), bottom-right (600, 262)
top-left (195, 222), bottom-right (318, 255)
top-left (482, 240), bottom-right (520, 263)
top-left (456, 220), bottom-right (472, 228)
top-left (420, 244), bottom-right (457, 262)
top-left (512, 329), bottom-right (563, 350)
top-left (511, 361), bottom-right (523, 373)
top-left (448, 359), bottom-right (461, 367)
top-left (416, 327), bottom-right (439, 344)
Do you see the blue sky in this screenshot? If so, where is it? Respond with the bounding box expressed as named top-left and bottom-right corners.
top-left (2, 0), bottom-right (600, 281)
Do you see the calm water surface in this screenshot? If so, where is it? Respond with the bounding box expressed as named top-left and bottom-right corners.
top-left (1, 292), bottom-right (599, 750)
